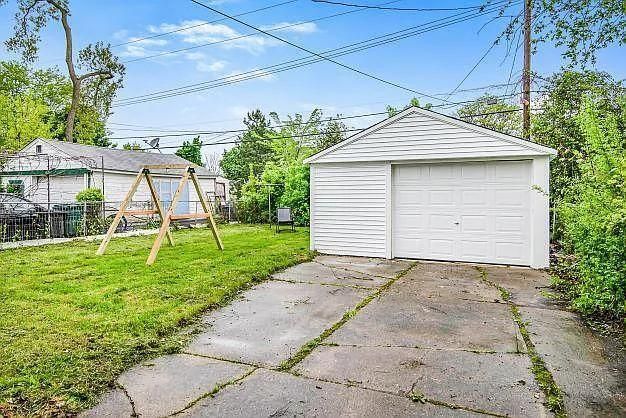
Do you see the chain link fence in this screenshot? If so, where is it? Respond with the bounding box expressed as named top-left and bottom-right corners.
top-left (0, 197), bottom-right (237, 243)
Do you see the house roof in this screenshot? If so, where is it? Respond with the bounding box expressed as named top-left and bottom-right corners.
top-left (304, 106), bottom-right (556, 164)
top-left (29, 139), bottom-right (217, 177)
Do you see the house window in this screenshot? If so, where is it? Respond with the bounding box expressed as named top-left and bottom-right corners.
top-left (35, 144), bottom-right (43, 154)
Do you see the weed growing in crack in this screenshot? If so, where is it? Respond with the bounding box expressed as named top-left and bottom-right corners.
top-left (475, 267), bottom-right (566, 416)
top-left (277, 262), bottom-right (419, 371)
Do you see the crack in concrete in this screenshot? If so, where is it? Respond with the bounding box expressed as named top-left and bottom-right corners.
top-left (181, 351), bottom-right (262, 369)
top-left (317, 342), bottom-right (526, 355)
top-left (116, 382), bottom-right (138, 417)
top-left (292, 369), bottom-right (503, 417)
top-left (475, 266), bottom-right (566, 417)
top-left (312, 260), bottom-right (392, 280)
top-left (269, 277), bottom-right (373, 291)
top-left (169, 367), bottom-right (258, 416)
top-left (277, 262), bottom-right (420, 371)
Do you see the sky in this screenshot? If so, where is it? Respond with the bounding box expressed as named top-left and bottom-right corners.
top-left (1, 0), bottom-right (624, 159)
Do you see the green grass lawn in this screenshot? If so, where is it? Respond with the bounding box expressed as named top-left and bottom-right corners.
top-left (0, 224), bottom-right (311, 415)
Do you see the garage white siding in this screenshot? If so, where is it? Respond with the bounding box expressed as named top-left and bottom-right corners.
top-left (311, 110), bottom-right (551, 164)
top-left (305, 107), bottom-right (556, 268)
top-left (311, 162), bottom-right (387, 257)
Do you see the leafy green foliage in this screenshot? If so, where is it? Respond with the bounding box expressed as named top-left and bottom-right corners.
top-left (122, 142), bottom-right (143, 150)
top-left (556, 97), bottom-right (625, 318)
top-left (0, 225), bottom-right (311, 415)
top-left (220, 110), bottom-right (275, 194)
top-left (0, 60), bottom-right (112, 150)
top-left (175, 136), bottom-right (204, 166)
top-left (230, 109), bottom-right (346, 225)
top-left (455, 94), bottom-right (522, 136)
top-left (533, 0), bottom-right (626, 65)
top-left (1, 0), bottom-right (125, 142)
top-left (533, 71), bottom-right (625, 206)
top-left (76, 188), bottom-right (104, 202)
top-left (386, 97), bottom-right (431, 117)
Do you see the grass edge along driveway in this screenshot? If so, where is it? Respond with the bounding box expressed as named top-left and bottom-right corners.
top-left (0, 224), bottom-right (311, 416)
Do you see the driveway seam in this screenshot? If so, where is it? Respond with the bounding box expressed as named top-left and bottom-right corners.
top-left (268, 277), bottom-right (374, 290)
top-left (292, 371), bottom-right (504, 417)
top-left (312, 260), bottom-right (395, 280)
top-left (277, 262), bottom-right (420, 371)
top-left (318, 342), bottom-right (527, 355)
top-left (475, 266), bottom-right (566, 417)
top-left (169, 367), bottom-right (258, 416)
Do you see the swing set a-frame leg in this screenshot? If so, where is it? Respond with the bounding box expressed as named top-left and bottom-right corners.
top-left (190, 170), bottom-right (224, 250)
top-left (146, 167), bottom-right (191, 265)
top-left (97, 170), bottom-right (144, 255)
top-left (144, 171), bottom-right (174, 246)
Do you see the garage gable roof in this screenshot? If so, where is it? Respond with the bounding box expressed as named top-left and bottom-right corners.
top-left (304, 106), bottom-right (556, 164)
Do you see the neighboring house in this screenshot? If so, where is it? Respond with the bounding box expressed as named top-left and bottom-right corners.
top-left (2, 139), bottom-right (229, 211)
top-left (304, 106), bottom-right (557, 269)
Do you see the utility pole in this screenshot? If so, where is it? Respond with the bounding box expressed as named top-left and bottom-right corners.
top-left (522, 0), bottom-right (532, 139)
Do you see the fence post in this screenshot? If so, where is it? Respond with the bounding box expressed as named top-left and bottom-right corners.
top-left (83, 201), bottom-right (87, 237)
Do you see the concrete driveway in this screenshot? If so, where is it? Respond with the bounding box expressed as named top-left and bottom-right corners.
top-left (84, 256), bottom-right (625, 417)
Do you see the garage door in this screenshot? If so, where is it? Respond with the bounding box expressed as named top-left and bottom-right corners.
top-left (392, 160), bottom-right (531, 265)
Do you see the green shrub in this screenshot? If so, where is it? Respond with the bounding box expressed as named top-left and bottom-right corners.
top-left (75, 188), bottom-right (104, 202)
top-left (556, 97), bottom-right (626, 319)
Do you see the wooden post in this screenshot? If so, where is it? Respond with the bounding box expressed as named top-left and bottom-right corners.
top-left (146, 167), bottom-right (191, 265)
top-left (190, 169), bottom-right (224, 250)
top-left (96, 170), bottom-right (144, 255)
top-left (144, 170), bottom-right (174, 246)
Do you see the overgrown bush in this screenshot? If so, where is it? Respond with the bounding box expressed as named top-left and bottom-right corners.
top-left (75, 188), bottom-right (104, 202)
top-left (556, 97), bottom-right (626, 319)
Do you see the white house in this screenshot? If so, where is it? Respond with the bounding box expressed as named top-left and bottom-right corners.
top-left (2, 139), bottom-right (229, 210)
top-left (304, 106), bottom-right (556, 268)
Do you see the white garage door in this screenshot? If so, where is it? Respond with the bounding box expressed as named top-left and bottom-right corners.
top-left (392, 160), bottom-right (531, 265)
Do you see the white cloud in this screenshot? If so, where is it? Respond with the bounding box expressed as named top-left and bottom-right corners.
top-left (260, 22), bottom-right (318, 34)
top-left (196, 60), bottom-right (228, 73)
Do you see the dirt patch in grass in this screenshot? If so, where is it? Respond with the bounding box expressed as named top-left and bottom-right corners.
top-left (0, 225), bottom-right (311, 415)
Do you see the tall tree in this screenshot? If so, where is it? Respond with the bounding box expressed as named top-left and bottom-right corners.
top-left (175, 137), bottom-right (204, 166)
top-left (500, 0), bottom-right (626, 65)
top-left (220, 110), bottom-right (275, 195)
top-left (2, 0), bottom-right (125, 142)
top-left (455, 94), bottom-right (522, 136)
top-left (532, 70), bottom-right (625, 203)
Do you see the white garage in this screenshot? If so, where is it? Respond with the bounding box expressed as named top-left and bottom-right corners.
top-left (304, 106), bottom-right (556, 268)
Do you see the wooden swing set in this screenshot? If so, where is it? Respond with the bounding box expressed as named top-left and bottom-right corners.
top-left (96, 164), bottom-right (223, 265)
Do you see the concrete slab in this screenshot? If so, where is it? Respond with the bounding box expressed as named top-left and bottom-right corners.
top-left (314, 255), bottom-right (413, 278)
top-left (273, 261), bottom-right (388, 288)
top-left (329, 281), bottom-right (522, 352)
top-left (80, 388), bottom-right (134, 418)
top-left (113, 354), bottom-right (252, 417)
top-left (187, 280), bottom-right (368, 367)
top-left (397, 262), bottom-right (502, 303)
top-left (520, 306), bottom-right (626, 416)
top-left (295, 345), bottom-right (548, 417)
top-left (180, 368), bottom-right (480, 417)
top-left (482, 266), bottom-right (556, 309)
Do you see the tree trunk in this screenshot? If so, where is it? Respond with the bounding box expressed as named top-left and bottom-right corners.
top-left (66, 78), bottom-right (81, 143)
top-left (56, 2), bottom-right (78, 143)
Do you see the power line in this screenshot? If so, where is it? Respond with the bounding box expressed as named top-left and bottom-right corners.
top-left (113, 0), bottom-right (517, 107)
top-left (111, 0), bottom-right (300, 48)
top-left (108, 93), bottom-right (527, 141)
top-left (122, 0), bottom-right (405, 64)
top-left (187, 0), bottom-right (452, 103)
top-left (445, 10), bottom-right (523, 100)
top-left (311, 0), bottom-right (490, 11)
top-left (126, 106), bottom-right (529, 151)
